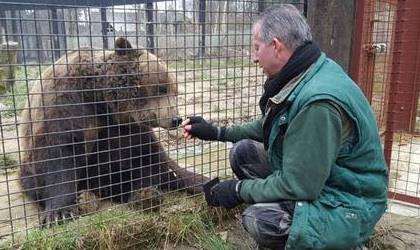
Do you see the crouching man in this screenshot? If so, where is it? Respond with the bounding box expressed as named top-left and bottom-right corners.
top-left (182, 4), bottom-right (388, 250)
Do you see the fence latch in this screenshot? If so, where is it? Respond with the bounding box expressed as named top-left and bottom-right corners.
top-left (370, 43), bottom-right (387, 53)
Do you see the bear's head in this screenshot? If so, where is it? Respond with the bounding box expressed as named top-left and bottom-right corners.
top-left (102, 37), bottom-right (182, 129)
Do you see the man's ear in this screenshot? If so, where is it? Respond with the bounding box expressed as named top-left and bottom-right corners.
top-left (115, 37), bottom-right (136, 57)
top-left (272, 37), bottom-right (286, 57)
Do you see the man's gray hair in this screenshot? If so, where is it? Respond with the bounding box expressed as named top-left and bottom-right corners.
top-left (257, 4), bottom-right (312, 51)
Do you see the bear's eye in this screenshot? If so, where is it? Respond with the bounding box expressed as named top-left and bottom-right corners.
top-left (158, 84), bottom-right (168, 94)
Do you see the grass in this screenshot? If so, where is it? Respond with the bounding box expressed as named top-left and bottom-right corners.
top-left (1, 194), bottom-right (241, 250)
top-left (0, 65), bottom-right (46, 118)
top-left (0, 154), bottom-right (17, 171)
top-left (0, 81), bottom-right (30, 118)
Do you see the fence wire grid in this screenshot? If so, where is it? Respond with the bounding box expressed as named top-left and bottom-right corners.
top-left (0, 0), bottom-right (301, 246)
top-left (352, 0), bottom-right (419, 212)
top-left (0, 0), bottom-right (419, 248)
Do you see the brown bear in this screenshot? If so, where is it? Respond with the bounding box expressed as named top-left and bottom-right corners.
top-left (19, 37), bottom-right (208, 225)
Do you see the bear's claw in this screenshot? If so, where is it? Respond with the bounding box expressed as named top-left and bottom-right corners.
top-left (41, 208), bottom-right (78, 228)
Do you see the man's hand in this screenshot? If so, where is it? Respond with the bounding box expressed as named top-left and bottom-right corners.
top-left (207, 180), bottom-right (243, 209)
top-left (181, 116), bottom-right (223, 141)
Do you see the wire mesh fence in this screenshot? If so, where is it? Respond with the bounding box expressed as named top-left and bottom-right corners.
top-left (352, 0), bottom-right (420, 211)
top-left (0, 0), bottom-right (419, 248)
top-left (382, 0), bottom-right (420, 210)
top-left (0, 0), bottom-right (307, 246)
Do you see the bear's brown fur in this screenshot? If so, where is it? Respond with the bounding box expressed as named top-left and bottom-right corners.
top-left (19, 38), bottom-right (208, 225)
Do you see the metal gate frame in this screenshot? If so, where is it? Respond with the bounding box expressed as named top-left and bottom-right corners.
top-left (350, 0), bottom-right (420, 206)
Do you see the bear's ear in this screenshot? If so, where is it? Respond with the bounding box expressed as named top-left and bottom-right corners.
top-left (115, 37), bottom-right (135, 56)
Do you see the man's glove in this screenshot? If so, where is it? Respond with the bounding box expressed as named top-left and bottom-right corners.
top-left (187, 116), bottom-right (225, 141)
top-left (207, 180), bottom-right (243, 209)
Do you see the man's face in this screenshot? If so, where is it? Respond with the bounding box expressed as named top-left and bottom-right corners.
top-left (251, 23), bottom-right (290, 78)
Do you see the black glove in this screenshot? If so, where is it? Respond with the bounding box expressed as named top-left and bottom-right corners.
top-left (207, 180), bottom-right (243, 209)
top-left (187, 116), bottom-right (225, 141)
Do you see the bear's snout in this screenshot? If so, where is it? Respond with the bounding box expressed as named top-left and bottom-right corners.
top-left (171, 117), bottom-right (183, 127)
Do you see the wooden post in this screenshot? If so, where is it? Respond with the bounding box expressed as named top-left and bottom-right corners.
top-left (258, 0), bottom-right (266, 13)
top-left (58, 9), bottom-right (66, 57)
top-left (303, 0), bottom-right (308, 17)
top-left (0, 11), bottom-right (6, 44)
top-left (51, 8), bottom-right (61, 60)
top-left (198, 0), bottom-right (205, 57)
top-left (101, 8), bottom-right (109, 49)
top-left (307, 0), bottom-right (356, 72)
top-left (10, 10), bottom-right (18, 42)
top-left (146, 1), bottom-right (155, 53)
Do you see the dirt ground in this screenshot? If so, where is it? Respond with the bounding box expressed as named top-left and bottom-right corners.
top-left (369, 212), bottom-right (420, 250)
top-left (0, 170), bottom-right (40, 239)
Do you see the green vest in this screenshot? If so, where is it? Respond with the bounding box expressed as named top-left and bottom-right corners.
top-left (268, 54), bottom-right (388, 249)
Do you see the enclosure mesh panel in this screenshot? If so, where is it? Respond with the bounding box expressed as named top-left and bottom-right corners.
top-left (0, 0), bottom-right (304, 246)
top-left (356, 0), bottom-right (420, 211)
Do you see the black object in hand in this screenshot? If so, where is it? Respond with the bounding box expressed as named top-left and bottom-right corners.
top-left (208, 180), bottom-right (243, 209)
top-left (187, 116), bottom-right (223, 141)
top-left (203, 177), bottom-right (220, 205)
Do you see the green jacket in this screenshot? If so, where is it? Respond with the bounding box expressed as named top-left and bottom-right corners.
top-left (224, 53), bottom-right (388, 249)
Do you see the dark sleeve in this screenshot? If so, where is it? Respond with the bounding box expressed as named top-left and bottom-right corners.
top-left (239, 101), bottom-right (344, 202)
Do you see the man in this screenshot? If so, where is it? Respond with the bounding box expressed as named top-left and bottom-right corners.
top-left (182, 4), bottom-right (388, 250)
